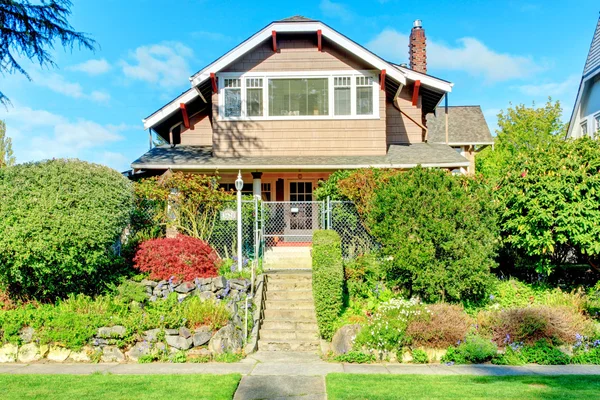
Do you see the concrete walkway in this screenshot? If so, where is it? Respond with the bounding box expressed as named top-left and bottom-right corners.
top-left (2, 351), bottom-right (600, 399)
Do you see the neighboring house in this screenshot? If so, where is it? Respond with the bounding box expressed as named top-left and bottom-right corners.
top-left (567, 15), bottom-right (600, 139)
top-left (426, 106), bottom-right (494, 174)
top-left (132, 16), bottom-right (490, 201)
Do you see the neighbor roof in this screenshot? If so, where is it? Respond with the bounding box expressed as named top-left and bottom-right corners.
top-left (584, 16), bottom-right (600, 78)
top-left (426, 106), bottom-right (494, 146)
top-left (131, 143), bottom-right (469, 171)
top-left (142, 16), bottom-right (454, 130)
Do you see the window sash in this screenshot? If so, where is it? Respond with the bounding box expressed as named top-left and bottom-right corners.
top-left (581, 121), bottom-right (588, 137)
top-left (268, 78), bottom-right (328, 117)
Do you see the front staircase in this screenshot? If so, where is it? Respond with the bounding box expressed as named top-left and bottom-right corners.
top-left (257, 270), bottom-right (320, 352)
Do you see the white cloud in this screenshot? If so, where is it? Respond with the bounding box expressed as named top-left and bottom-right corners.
top-left (367, 29), bottom-right (543, 82)
top-left (120, 42), bottom-right (194, 88)
top-left (319, 0), bottom-right (354, 23)
top-left (28, 70), bottom-right (111, 103)
top-left (67, 58), bottom-right (111, 75)
top-left (513, 75), bottom-right (579, 97)
top-left (0, 105), bottom-right (127, 170)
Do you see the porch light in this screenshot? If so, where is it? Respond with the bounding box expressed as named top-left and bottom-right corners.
top-left (235, 171), bottom-right (243, 272)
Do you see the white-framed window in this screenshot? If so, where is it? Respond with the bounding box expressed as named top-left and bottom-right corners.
top-left (581, 120), bottom-right (588, 137)
top-left (217, 70), bottom-right (379, 121)
top-left (223, 78), bottom-right (241, 118)
top-left (595, 113), bottom-right (600, 136)
top-left (356, 76), bottom-right (374, 115)
top-left (334, 76), bottom-right (351, 116)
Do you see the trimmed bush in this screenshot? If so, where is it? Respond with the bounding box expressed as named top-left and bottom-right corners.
top-left (0, 159), bottom-right (133, 299)
top-left (312, 230), bottom-right (344, 340)
top-left (133, 235), bottom-right (219, 281)
top-left (407, 303), bottom-right (472, 349)
top-left (441, 334), bottom-right (498, 364)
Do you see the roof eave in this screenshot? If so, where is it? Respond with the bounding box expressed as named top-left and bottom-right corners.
top-left (131, 161), bottom-right (471, 170)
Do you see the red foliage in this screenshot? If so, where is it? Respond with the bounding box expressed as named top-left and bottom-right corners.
top-left (133, 235), bottom-right (220, 281)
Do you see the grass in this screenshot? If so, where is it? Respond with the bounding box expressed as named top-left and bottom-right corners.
top-left (326, 374), bottom-right (600, 399)
top-left (0, 374), bottom-right (241, 400)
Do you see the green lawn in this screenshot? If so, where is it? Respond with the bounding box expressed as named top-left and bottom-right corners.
top-left (326, 374), bottom-right (600, 400)
top-left (0, 374), bottom-right (241, 400)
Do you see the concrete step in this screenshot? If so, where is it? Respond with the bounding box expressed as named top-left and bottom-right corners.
top-left (259, 329), bottom-right (319, 341)
top-left (257, 339), bottom-right (320, 352)
top-left (267, 273), bottom-right (312, 281)
top-left (264, 247), bottom-right (313, 254)
top-left (265, 300), bottom-right (315, 310)
top-left (267, 290), bottom-right (313, 301)
top-left (264, 309), bottom-right (317, 321)
top-left (261, 320), bottom-right (319, 331)
top-left (267, 281), bottom-right (313, 291)
top-left (265, 263), bottom-right (312, 270)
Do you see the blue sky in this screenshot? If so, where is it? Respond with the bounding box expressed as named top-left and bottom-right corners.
top-left (1, 0), bottom-right (598, 172)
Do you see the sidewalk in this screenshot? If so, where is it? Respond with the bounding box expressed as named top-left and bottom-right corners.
top-left (2, 352), bottom-right (600, 400)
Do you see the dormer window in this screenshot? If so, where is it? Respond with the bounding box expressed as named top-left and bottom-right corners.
top-left (218, 71), bottom-right (379, 121)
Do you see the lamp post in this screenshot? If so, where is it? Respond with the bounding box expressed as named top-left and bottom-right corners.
top-left (235, 171), bottom-right (244, 272)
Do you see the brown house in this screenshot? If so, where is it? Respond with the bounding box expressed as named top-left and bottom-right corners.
top-left (131, 16), bottom-right (491, 200)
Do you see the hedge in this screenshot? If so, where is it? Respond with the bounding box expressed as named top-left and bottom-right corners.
top-left (312, 230), bottom-right (344, 340)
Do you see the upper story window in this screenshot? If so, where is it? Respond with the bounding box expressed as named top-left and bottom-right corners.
top-left (595, 113), bottom-right (600, 136)
top-left (218, 71), bottom-right (379, 121)
top-left (581, 120), bottom-right (588, 137)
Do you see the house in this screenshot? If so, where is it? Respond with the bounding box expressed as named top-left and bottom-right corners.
top-left (567, 15), bottom-right (600, 138)
top-left (131, 16), bottom-right (491, 201)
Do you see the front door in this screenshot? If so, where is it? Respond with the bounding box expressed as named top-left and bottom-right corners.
top-left (285, 181), bottom-right (316, 241)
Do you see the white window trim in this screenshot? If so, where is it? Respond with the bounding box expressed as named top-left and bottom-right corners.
top-left (217, 70), bottom-right (380, 121)
top-left (581, 119), bottom-right (588, 137)
top-left (594, 112), bottom-right (600, 137)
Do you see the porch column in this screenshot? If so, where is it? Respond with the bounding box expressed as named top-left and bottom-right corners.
top-left (252, 172), bottom-right (263, 198)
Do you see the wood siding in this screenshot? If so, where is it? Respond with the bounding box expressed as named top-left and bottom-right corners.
top-left (386, 87), bottom-right (424, 145)
top-left (180, 111), bottom-right (213, 146)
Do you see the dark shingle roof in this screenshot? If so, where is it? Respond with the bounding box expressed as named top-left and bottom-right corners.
top-left (426, 106), bottom-right (493, 145)
top-left (584, 16), bottom-right (600, 77)
top-left (131, 143), bottom-right (469, 170)
top-left (278, 15), bottom-right (316, 22)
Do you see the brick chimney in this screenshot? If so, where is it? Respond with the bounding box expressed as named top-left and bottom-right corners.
top-left (409, 19), bottom-right (427, 73)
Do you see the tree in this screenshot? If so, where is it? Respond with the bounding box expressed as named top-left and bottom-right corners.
top-left (0, 120), bottom-right (15, 167)
top-left (495, 136), bottom-right (600, 275)
top-left (0, 0), bottom-right (96, 106)
top-left (477, 100), bottom-right (565, 182)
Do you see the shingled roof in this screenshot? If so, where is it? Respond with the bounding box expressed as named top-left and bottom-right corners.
top-left (131, 143), bottom-right (469, 171)
top-left (278, 15), bottom-right (316, 22)
top-left (584, 16), bottom-right (600, 77)
top-left (426, 106), bottom-right (493, 146)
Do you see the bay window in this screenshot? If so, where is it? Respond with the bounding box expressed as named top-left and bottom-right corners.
top-left (219, 71), bottom-right (378, 120)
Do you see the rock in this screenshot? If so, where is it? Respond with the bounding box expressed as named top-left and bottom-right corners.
top-left (331, 325), bottom-right (362, 355)
top-left (226, 301), bottom-right (239, 315)
top-left (165, 335), bottom-right (193, 350)
top-left (208, 324), bottom-right (243, 354)
top-left (214, 289), bottom-right (225, 298)
top-left (188, 348), bottom-right (211, 357)
top-left (101, 346), bottom-right (125, 363)
top-left (140, 279), bottom-right (158, 288)
top-left (47, 346), bottom-right (71, 363)
top-left (175, 282), bottom-right (196, 293)
top-left (213, 276), bottom-right (227, 290)
top-left (401, 351), bottom-right (413, 363)
top-left (164, 328), bottom-right (179, 336)
top-left (230, 279), bottom-right (248, 291)
top-left (144, 328), bottom-right (161, 343)
top-left (154, 342), bottom-right (167, 354)
top-left (193, 331), bottom-right (212, 347)
top-left (149, 295), bottom-right (158, 302)
top-left (97, 325), bottom-right (126, 339)
top-left (125, 342), bottom-right (152, 362)
top-left (179, 327), bottom-right (192, 339)
top-left (0, 343), bottom-right (18, 363)
top-left (91, 338), bottom-right (109, 347)
top-left (199, 291), bottom-right (215, 300)
top-left (177, 293), bottom-right (189, 302)
top-left (17, 343), bottom-right (42, 363)
top-left (69, 347), bottom-right (92, 362)
top-left (19, 327), bottom-right (35, 344)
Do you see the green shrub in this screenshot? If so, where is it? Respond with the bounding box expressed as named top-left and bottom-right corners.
top-left (213, 352), bottom-right (244, 363)
top-left (367, 167), bottom-right (497, 303)
top-left (442, 335), bottom-right (498, 364)
top-left (344, 253), bottom-right (384, 299)
top-left (411, 349), bottom-right (429, 364)
top-left (333, 351), bottom-right (376, 364)
top-left (0, 159), bottom-right (133, 299)
top-left (312, 230), bottom-right (344, 340)
top-left (520, 340), bottom-right (571, 365)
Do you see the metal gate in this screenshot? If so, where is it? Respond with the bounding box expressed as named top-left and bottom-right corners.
top-left (261, 201), bottom-right (326, 249)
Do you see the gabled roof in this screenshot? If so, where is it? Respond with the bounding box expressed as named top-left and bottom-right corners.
top-left (567, 14), bottom-right (600, 138)
top-left (131, 143), bottom-right (470, 170)
top-left (143, 17), bottom-right (453, 130)
top-left (584, 16), bottom-right (600, 78)
top-left (426, 106), bottom-right (493, 146)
